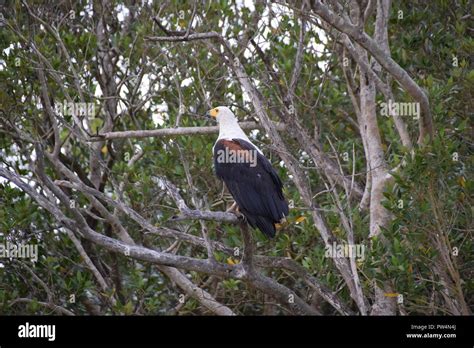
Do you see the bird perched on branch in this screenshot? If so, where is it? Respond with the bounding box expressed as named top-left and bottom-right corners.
top-left (207, 106), bottom-right (289, 238)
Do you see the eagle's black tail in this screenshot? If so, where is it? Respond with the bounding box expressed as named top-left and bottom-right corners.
top-left (251, 215), bottom-right (276, 238)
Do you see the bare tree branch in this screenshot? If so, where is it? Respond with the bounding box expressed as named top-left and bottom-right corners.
top-left (9, 298), bottom-right (75, 316)
top-left (92, 122), bottom-right (286, 141)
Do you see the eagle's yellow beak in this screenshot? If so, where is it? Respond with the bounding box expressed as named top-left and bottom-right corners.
top-left (207, 108), bottom-right (219, 118)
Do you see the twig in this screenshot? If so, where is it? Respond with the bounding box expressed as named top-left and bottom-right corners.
top-left (10, 298), bottom-right (75, 316)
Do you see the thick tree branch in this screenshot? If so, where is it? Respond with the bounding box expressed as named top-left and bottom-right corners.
top-left (92, 122), bottom-right (286, 141)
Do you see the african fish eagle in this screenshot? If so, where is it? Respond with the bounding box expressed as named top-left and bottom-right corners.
top-left (207, 106), bottom-right (289, 238)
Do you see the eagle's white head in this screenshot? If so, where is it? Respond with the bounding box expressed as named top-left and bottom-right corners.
top-left (207, 106), bottom-right (250, 142)
top-left (207, 106), bottom-right (236, 123)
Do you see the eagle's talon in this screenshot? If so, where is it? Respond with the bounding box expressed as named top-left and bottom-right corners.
top-left (236, 212), bottom-right (246, 222)
top-left (229, 209), bottom-right (245, 222)
top-left (227, 202), bottom-right (245, 221)
top-left (226, 201), bottom-right (239, 213)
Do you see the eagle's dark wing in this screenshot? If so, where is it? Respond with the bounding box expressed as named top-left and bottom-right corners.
top-left (213, 138), bottom-right (289, 238)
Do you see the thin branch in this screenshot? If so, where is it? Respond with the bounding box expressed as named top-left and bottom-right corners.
top-left (9, 298), bottom-right (75, 316)
top-left (146, 31), bottom-right (221, 42)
